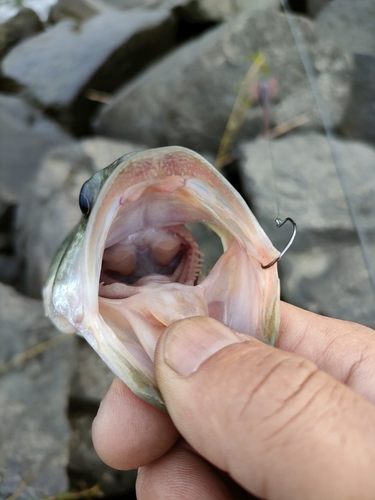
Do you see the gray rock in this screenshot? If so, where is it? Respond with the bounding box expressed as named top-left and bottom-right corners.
top-left (172, 0), bottom-right (279, 22)
top-left (0, 232), bottom-right (11, 253)
top-left (16, 137), bottom-right (145, 297)
top-left (70, 338), bottom-right (114, 405)
top-left (16, 143), bottom-right (95, 297)
top-left (0, 283), bottom-right (75, 498)
top-left (316, 0), bottom-right (375, 55)
top-left (80, 136), bottom-right (144, 169)
top-left (97, 0), bottom-right (279, 22)
top-left (69, 413), bottom-right (137, 495)
top-left (0, 8), bottom-right (43, 59)
top-left (94, 9), bottom-right (350, 152)
top-left (340, 54), bottom-right (375, 146)
top-left (0, 94), bottom-right (72, 206)
top-left (0, 205), bottom-right (17, 286)
top-left (306, 0), bottom-right (332, 17)
top-left (2, 9), bottom-right (176, 131)
top-left (0, 254), bottom-right (18, 285)
top-left (239, 133), bottom-right (375, 327)
top-left (49, 0), bottom-right (104, 23)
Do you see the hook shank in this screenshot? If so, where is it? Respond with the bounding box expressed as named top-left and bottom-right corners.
top-left (261, 217), bottom-right (297, 269)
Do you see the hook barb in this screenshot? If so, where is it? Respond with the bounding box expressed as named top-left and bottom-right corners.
top-left (261, 217), bottom-right (297, 269)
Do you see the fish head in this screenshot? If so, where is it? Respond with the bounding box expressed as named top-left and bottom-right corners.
top-left (43, 146), bottom-right (280, 411)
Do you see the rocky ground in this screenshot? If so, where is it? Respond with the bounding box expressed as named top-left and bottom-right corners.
top-left (1, 0), bottom-right (375, 497)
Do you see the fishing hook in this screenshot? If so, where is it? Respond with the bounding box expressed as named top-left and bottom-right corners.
top-left (261, 217), bottom-right (297, 269)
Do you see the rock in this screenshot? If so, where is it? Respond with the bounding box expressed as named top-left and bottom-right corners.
top-left (306, 0), bottom-right (332, 17)
top-left (16, 143), bottom-right (94, 298)
top-left (80, 136), bottom-right (143, 169)
top-left (340, 54), bottom-right (375, 146)
top-left (70, 338), bottom-right (114, 405)
top-left (69, 413), bottom-right (137, 495)
top-left (172, 0), bottom-right (279, 22)
top-left (94, 0), bottom-right (279, 22)
top-left (0, 206), bottom-right (18, 286)
top-left (94, 9), bottom-right (350, 153)
top-left (0, 94), bottom-right (73, 206)
top-left (16, 137), bottom-right (145, 297)
top-left (0, 8), bottom-right (43, 59)
top-left (49, 0), bottom-right (103, 23)
top-left (0, 254), bottom-right (18, 285)
top-left (316, 0), bottom-right (375, 55)
top-left (239, 133), bottom-right (375, 327)
top-left (0, 283), bottom-right (75, 498)
top-left (2, 9), bottom-right (176, 133)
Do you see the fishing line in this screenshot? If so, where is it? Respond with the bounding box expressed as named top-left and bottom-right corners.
top-left (280, 0), bottom-right (375, 301)
top-left (267, 136), bottom-right (281, 219)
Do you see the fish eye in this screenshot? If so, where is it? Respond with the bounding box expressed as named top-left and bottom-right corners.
top-left (79, 180), bottom-right (93, 217)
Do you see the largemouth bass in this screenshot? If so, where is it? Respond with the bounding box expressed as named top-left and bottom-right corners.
top-left (43, 146), bottom-right (280, 411)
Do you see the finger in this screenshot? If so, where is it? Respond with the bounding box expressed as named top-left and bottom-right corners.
top-left (137, 439), bottom-right (250, 500)
top-left (92, 377), bottom-right (179, 469)
top-left (155, 316), bottom-right (375, 500)
top-left (279, 302), bottom-right (375, 403)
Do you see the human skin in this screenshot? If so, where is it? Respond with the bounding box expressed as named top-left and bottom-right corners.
top-left (92, 302), bottom-right (375, 499)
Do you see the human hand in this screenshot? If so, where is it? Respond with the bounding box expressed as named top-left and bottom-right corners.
top-left (92, 303), bottom-right (375, 499)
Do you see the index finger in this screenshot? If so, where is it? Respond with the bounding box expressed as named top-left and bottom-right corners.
top-left (279, 302), bottom-right (375, 403)
top-left (92, 377), bottom-right (179, 470)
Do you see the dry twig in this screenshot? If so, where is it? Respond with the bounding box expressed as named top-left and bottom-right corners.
top-left (0, 335), bottom-right (68, 376)
top-left (40, 485), bottom-right (103, 500)
top-left (215, 52), bottom-right (267, 169)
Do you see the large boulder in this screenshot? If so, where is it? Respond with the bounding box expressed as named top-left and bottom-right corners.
top-left (94, 9), bottom-right (350, 153)
top-left (239, 133), bottom-right (375, 327)
top-left (0, 283), bottom-right (75, 498)
top-left (2, 9), bottom-right (176, 132)
top-left (315, 0), bottom-right (375, 55)
top-left (0, 93), bottom-right (72, 206)
top-left (16, 137), bottom-right (145, 297)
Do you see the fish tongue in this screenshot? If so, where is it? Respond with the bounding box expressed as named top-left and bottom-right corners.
top-left (99, 277), bottom-right (171, 299)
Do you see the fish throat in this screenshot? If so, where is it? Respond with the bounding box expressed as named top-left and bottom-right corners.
top-left (100, 225), bottom-right (203, 288)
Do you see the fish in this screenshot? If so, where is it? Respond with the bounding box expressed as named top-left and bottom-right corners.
top-left (43, 146), bottom-right (280, 411)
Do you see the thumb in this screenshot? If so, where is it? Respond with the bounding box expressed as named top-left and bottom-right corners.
top-left (155, 317), bottom-right (375, 500)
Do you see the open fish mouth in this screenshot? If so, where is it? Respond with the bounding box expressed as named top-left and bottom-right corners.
top-left (44, 146), bottom-right (280, 411)
top-left (100, 224), bottom-right (202, 287)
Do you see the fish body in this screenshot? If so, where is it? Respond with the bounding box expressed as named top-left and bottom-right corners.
top-left (43, 146), bottom-right (280, 411)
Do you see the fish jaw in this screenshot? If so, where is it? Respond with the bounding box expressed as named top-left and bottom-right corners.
top-left (199, 240), bottom-right (280, 346)
top-left (44, 146), bottom-right (280, 410)
top-left (43, 222), bottom-right (86, 334)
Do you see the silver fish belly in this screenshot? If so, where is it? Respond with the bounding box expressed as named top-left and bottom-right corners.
top-left (43, 146), bottom-right (280, 411)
